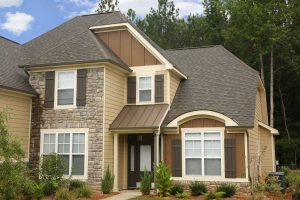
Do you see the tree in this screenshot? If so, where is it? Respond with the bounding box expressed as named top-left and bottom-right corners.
top-left (95, 0), bottom-right (119, 13)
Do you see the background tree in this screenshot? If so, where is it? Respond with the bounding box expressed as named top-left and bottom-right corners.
top-left (95, 0), bottom-right (119, 13)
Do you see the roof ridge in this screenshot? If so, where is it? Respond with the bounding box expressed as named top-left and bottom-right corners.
top-left (166, 45), bottom-right (217, 51)
top-left (0, 36), bottom-right (20, 45)
top-left (81, 11), bottom-right (120, 17)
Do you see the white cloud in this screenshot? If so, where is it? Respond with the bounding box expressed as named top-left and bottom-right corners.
top-left (0, 0), bottom-right (23, 8)
top-left (60, 0), bottom-right (203, 19)
top-left (0, 12), bottom-right (34, 36)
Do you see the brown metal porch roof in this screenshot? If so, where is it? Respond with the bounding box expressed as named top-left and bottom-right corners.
top-left (110, 104), bottom-right (169, 130)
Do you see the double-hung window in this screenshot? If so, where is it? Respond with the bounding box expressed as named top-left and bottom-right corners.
top-left (138, 76), bottom-right (152, 103)
top-left (184, 130), bottom-right (222, 176)
top-left (41, 131), bottom-right (87, 178)
top-left (56, 71), bottom-right (76, 107)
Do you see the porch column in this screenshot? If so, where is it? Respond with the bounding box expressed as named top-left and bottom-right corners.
top-left (154, 131), bottom-right (160, 166)
top-left (113, 133), bottom-right (119, 191)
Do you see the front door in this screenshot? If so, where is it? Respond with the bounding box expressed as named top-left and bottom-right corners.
top-left (128, 134), bottom-right (154, 188)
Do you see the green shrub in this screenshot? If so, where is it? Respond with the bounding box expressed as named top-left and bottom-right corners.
top-left (0, 111), bottom-right (28, 200)
top-left (204, 191), bottom-right (225, 200)
top-left (171, 183), bottom-right (184, 195)
top-left (278, 166), bottom-right (291, 177)
top-left (266, 176), bottom-right (283, 194)
top-left (254, 182), bottom-right (266, 193)
top-left (101, 166), bottom-right (114, 194)
top-left (75, 185), bottom-right (92, 199)
top-left (189, 181), bottom-right (207, 196)
top-left (175, 191), bottom-right (188, 199)
top-left (140, 169), bottom-right (152, 195)
top-left (155, 161), bottom-right (173, 197)
top-left (69, 179), bottom-right (85, 191)
top-left (40, 153), bottom-right (65, 195)
top-left (55, 188), bottom-right (74, 200)
top-left (216, 183), bottom-right (236, 197)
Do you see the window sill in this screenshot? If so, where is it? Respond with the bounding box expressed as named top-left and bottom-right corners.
top-left (54, 105), bottom-right (77, 109)
top-left (172, 177), bottom-right (249, 183)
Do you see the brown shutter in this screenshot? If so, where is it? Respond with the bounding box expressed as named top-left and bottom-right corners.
top-left (44, 71), bottom-right (55, 108)
top-left (77, 69), bottom-right (87, 106)
top-left (225, 138), bottom-right (236, 178)
top-left (172, 139), bottom-right (182, 177)
top-left (127, 76), bottom-right (136, 104)
top-left (155, 75), bottom-right (164, 103)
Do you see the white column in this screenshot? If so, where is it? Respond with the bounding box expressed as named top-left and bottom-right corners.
top-left (154, 132), bottom-right (160, 166)
top-left (160, 134), bottom-right (164, 162)
top-left (244, 132), bottom-right (249, 180)
top-left (113, 133), bottom-right (119, 192)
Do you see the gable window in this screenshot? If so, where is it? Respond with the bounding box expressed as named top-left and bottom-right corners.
top-left (41, 129), bottom-right (88, 178)
top-left (183, 129), bottom-right (222, 177)
top-left (138, 76), bottom-right (153, 103)
top-left (56, 71), bottom-right (76, 107)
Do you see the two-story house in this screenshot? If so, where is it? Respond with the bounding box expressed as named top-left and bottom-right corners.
top-left (0, 11), bottom-right (278, 191)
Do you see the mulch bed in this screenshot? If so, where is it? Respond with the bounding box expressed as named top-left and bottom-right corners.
top-left (43, 192), bottom-right (119, 200)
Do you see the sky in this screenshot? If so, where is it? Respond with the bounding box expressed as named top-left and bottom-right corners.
top-left (0, 0), bottom-right (204, 44)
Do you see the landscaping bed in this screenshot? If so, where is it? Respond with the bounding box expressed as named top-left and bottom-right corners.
top-left (42, 191), bottom-right (119, 200)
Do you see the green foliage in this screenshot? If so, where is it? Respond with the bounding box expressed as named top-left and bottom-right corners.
top-left (204, 191), bottom-right (225, 200)
top-left (95, 0), bottom-right (119, 13)
top-left (171, 183), bottom-right (184, 195)
top-left (74, 185), bottom-right (92, 199)
top-left (55, 188), bottom-right (74, 200)
top-left (0, 110), bottom-right (28, 200)
top-left (101, 166), bottom-right (114, 194)
top-left (216, 183), bottom-right (236, 197)
top-left (69, 179), bottom-right (85, 191)
top-left (266, 176), bottom-right (283, 194)
top-left (254, 182), bottom-right (266, 194)
top-left (155, 161), bottom-right (173, 197)
top-left (189, 181), bottom-right (207, 196)
top-left (32, 183), bottom-right (45, 200)
top-left (287, 172), bottom-right (300, 193)
top-left (278, 165), bottom-right (291, 176)
top-left (140, 169), bottom-right (152, 195)
top-left (175, 191), bottom-right (188, 199)
top-left (40, 153), bottom-right (65, 195)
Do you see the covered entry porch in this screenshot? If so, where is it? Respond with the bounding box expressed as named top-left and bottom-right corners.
top-left (110, 104), bottom-right (169, 191)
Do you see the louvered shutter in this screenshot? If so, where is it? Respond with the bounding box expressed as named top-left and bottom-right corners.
top-left (44, 71), bottom-right (55, 108)
top-left (225, 138), bottom-right (237, 178)
top-left (76, 69), bottom-right (87, 106)
top-left (127, 76), bottom-right (136, 104)
top-left (155, 75), bottom-right (164, 102)
top-left (172, 139), bottom-right (182, 177)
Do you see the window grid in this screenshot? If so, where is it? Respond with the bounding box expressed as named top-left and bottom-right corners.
top-left (56, 71), bottom-right (76, 107)
top-left (42, 132), bottom-right (85, 176)
top-left (185, 131), bottom-right (222, 176)
top-left (138, 76), bottom-right (152, 103)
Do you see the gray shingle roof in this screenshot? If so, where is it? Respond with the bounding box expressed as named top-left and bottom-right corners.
top-left (163, 46), bottom-right (259, 127)
top-left (0, 36), bottom-right (35, 94)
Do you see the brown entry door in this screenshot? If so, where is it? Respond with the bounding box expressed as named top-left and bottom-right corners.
top-left (128, 134), bottom-right (154, 188)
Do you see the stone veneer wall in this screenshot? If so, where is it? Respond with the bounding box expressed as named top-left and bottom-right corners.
top-left (28, 67), bottom-right (104, 190)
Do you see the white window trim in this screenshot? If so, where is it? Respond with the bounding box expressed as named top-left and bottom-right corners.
top-left (136, 75), bottom-right (154, 105)
top-left (54, 70), bottom-right (77, 109)
top-left (40, 128), bottom-right (89, 180)
top-left (181, 127), bottom-right (225, 181)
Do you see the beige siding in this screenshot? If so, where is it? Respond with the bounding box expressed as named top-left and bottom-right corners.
top-left (169, 71), bottom-right (181, 104)
top-left (0, 89), bottom-right (32, 159)
top-left (260, 126), bottom-right (274, 177)
top-left (103, 67), bottom-right (127, 189)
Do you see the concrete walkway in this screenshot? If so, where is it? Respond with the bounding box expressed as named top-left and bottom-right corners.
top-left (103, 190), bottom-right (141, 200)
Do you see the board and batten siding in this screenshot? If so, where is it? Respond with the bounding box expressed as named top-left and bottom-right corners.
top-left (169, 71), bottom-right (181, 104)
top-left (0, 89), bottom-right (32, 159)
top-left (103, 67), bottom-right (127, 190)
top-left (97, 30), bottom-right (160, 67)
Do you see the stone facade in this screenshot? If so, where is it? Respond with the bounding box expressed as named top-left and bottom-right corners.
top-left (28, 67), bottom-right (104, 189)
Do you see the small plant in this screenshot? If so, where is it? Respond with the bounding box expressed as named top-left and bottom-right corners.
top-left (140, 169), bottom-right (152, 195)
top-left (204, 191), bottom-right (225, 200)
top-left (55, 188), bottom-right (74, 200)
top-left (175, 191), bottom-right (188, 199)
top-left (40, 153), bottom-right (65, 195)
top-left (101, 166), bottom-right (114, 194)
top-left (171, 183), bottom-right (184, 195)
top-left (32, 183), bottom-right (45, 200)
top-left (278, 166), bottom-right (291, 177)
top-left (69, 179), bottom-right (85, 191)
top-left (189, 181), bottom-right (207, 196)
top-left (216, 183), bottom-right (236, 197)
top-left (266, 176), bottom-right (283, 194)
top-left (287, 173), bottom-right (300, 199)
top-left (75, 185), bottom-right (92, 199)
top-left (155, 161), bottom-right (173, 197)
